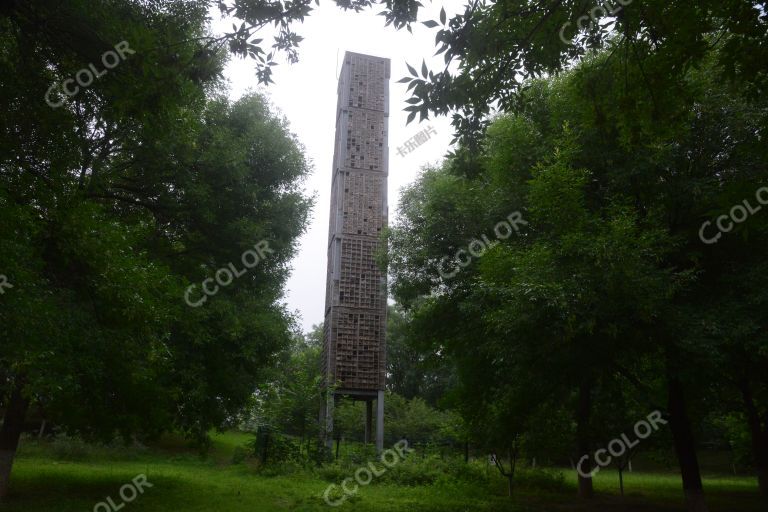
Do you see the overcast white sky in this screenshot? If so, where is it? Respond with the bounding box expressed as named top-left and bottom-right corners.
top-left (212, 2), bottom-right (459, 333)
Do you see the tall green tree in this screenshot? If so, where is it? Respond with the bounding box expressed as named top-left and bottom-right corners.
top-left (389, 47), bottom-right (768, 511)
top-left (0, 0), bottom-right (311, 499)
top-left (386, 305), bottom-right (453, 406)
top-left (399, 0), bottom-right (768, 142)
top-left (252, 328), bottom-right (324, 447)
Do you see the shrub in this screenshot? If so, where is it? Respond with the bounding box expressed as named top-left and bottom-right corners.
top-left (379, 457), bottom-right (443, 486)
top-left (250, 427), bottom-right (302, 465)
top-left (231, 445), bottom-right (250, 464)
top-left (446, 459), bottom-right (490, 484)
top-left (50, 435), bottom-right (92, 460)
top-left (316, 461), bottom-right (350, 482)
top-left (258, 460), bottom-right (308, 477)
top-left (514, 468), bottom-right (567, 491)
top-left (247, 428), bottom-right (326, 471)
top-left (317, 451), bottom-right (493, 488)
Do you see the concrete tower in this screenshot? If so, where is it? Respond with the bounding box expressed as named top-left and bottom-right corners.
top-left (322, 51), bottom-right (389, 453)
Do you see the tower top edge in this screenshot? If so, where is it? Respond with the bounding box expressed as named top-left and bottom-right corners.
top-left (342, 50), bottom-right (390, 63)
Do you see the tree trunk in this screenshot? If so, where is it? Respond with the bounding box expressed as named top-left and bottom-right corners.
top-left (464, 441), bottom-right (469, 463)
top-left (619, 467), bottom-right (624, 496)
top-left (508, 445), bottom-right (517, 496)
top-left (738, 380), bottom-right (768, 499)
top-left (576, 380), bottom-right (594, 498)
top-left (0, 379), bottom-right (30, 500)
top-left (667, 373), bottom-right (708, 512)
top-left (262, 431), bottom-right (269, 464)
top-left (491, 445), bottom-right (518, 498)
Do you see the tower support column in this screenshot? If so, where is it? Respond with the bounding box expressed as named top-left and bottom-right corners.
top-left (376, 390), bottom-right (384, 453)
top-left (365, 400), bottom-right (373, 444)
top-left (322, 392), bottom-right (335, 452)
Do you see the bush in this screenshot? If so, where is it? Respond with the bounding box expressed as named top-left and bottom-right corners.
top-left (315, 461), bottom-right (350, 482)
top-left (247, 427), bottom-right (326, 471)
top-left (257, 459), bottom-right (308, 477)
top-left (382, 455), bottom-right (493, 487)
top-left (379, 457), bottom-right (443, 486)
top-left (231, 445), bottom-right (250, 464)
top-left (328, 440), bottom-right (378, 464)
top-left (316, 452), bottom-right (445, 486)
top-left (250, 427), bottom-right (302, 465)
top-left (50, 435), bottom-right (92, 460)
top-left (445, 459), bottom-right (490, 484)
top-left (514, 468), bottom-right (567, 491)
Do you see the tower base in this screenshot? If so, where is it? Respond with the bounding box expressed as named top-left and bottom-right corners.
top-left (322, 390), bottom-right (384, 454)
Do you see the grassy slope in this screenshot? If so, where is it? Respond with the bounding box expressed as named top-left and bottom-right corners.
top-left (2, 433), bottom-right (762, 512)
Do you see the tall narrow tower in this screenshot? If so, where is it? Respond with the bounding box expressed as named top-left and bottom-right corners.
top-left (322, 52), bottom-right (389, 452)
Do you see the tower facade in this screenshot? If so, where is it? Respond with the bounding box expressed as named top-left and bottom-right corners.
top-left (322, 52), bottom-right (389, 451)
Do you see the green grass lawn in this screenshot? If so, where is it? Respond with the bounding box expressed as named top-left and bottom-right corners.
top-left (2, 434), bottom-right (762, 512)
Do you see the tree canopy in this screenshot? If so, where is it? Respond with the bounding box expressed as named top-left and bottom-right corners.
top-left (388, 44), bottom-right (768, 510)
top-left (1, 0), bottom-right (311, 498)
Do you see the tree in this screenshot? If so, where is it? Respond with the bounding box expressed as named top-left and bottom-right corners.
top-left (10, 1), bottom-right (765, 142)
top-left (0, 0), bottom-right (421, 90)
top-left (252, 329), bottom-right (324, 453)
top-left (385, 392), bottom-right (454, 446)
top-left (386, 305), bottom-right (453, 406)
top-left (398, 0), bottom-right (768, 142)
top-left (0, 1), bottom-right (311, 498)
top-left (388, 45), bottom-right (768, 511)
